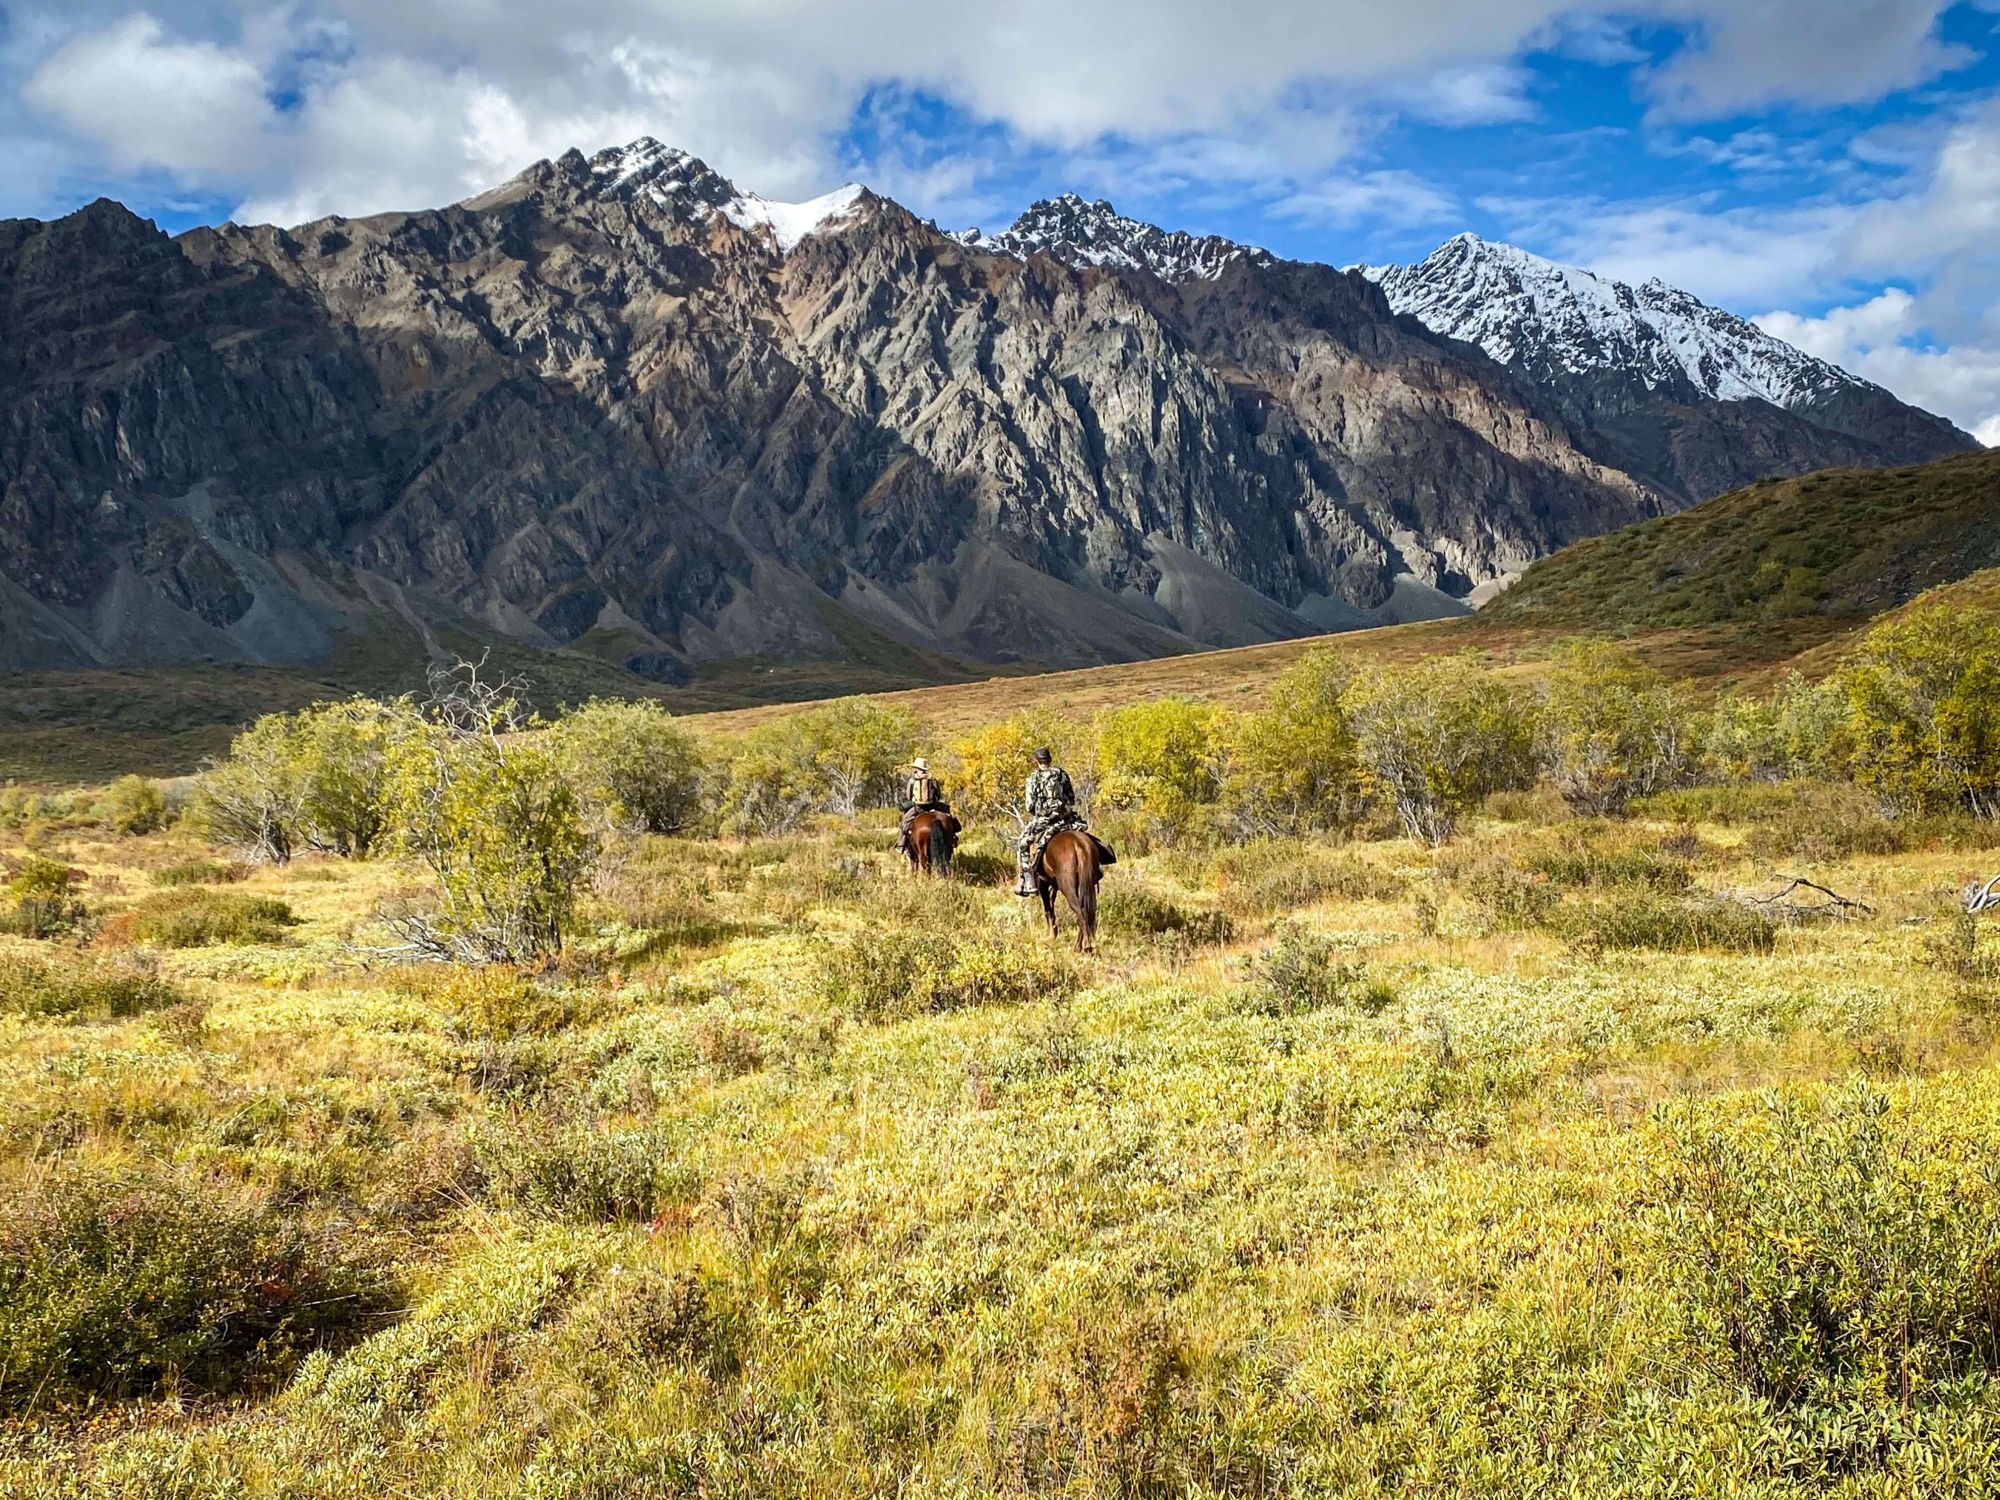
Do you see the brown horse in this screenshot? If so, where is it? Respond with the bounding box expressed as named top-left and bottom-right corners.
top-left (903, 809), bottom-right (958, 876)
top-left (1035, 829), bottom-right (1108, 952)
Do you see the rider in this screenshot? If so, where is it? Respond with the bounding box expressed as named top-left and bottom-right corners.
top-left (1016, 747), bottom-right (1084, 896)
top-left (897, 757), bottom-right (950, 851)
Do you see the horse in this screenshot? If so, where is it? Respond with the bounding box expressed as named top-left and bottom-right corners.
top-left (1035, 828), bottom-right (1108, 953)
top-left (903, 809), bottom-right (958, 877)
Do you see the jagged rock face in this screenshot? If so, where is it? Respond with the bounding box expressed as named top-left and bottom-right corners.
top-left (955, 194), bottom-right (1274, 283)
top-left (0, 142), bottom-right (1970, 678)
top-left (1356, 233), bottom-right (1975, 500)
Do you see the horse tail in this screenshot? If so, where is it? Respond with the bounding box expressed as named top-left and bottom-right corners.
top-left (1072, 841), bottom-right (1099, 951)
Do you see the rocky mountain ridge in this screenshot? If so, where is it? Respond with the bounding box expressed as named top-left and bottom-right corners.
top-left (1353, 232), bottom-right (1973, 499)
top-left (954, 194), bottom-right (1275, 282)
top-left (0, 139), bottom-right (1974, 689)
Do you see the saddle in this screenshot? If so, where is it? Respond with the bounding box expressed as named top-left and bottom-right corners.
top-left (898, 807), bottom-right (960, 851)
top-left (1031, 824), bottom-right (1115, 866)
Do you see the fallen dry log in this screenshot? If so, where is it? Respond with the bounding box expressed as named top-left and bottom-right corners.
top-left (1964, 875), bottom-right (2000, 914)
top-left (1746, 877), bottom-right (1875, 921)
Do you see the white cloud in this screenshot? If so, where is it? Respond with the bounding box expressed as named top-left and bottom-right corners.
top-left (21, 14), bottom-right (280, 181)
top-left (6, 0), bottom-right (1982, 230)
top-left (1643, 0), bottom-right (1967, 119)
top-left (1754, 289), bottom-right (2000, 439)
top-left (1274, 170), bottom-right (1459, 228)
top-left (1387, 62), bottom-right (1538, 126)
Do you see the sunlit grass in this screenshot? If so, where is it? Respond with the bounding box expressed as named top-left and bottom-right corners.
top-left (5, 798), bottom-right (2000, 1496)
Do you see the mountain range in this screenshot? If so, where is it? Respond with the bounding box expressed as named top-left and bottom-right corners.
top-left (0, 138), bottom-right (1976, 687)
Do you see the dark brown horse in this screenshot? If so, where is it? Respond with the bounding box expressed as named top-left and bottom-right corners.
top-left (903, 809), bottom-right (958, 876)
top-left (1035, 829), bottom-right (1109, 952)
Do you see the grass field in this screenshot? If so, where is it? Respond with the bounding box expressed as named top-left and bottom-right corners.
top-left (8, 778), bottom-right (2000, 1495)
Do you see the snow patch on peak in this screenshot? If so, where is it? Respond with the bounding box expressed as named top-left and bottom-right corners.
top-left (581, 139), bottom-right (864, 254)
top-left (959, 196), bottom-right (1272, 283)
top-left (584, 138), bottom-right (736, 211)
top-left (591, 137), bottom-right (676, 185)
top-left (724, 184), bottom-right (867, 253)
top-left (1357, 235), bottom-right (1861, 410)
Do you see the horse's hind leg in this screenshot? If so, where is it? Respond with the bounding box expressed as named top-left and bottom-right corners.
top-left (1039, 883), bottom-right (1060, 940)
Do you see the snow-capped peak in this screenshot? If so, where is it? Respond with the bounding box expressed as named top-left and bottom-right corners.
top-left (583, 139), bottom-right (865, 255)
top-left (957, 194), bottom-right (1272, 283)
top-left (1355, 233), bottom-right (1859, 409)
top-left (724, 183), bottom-right (867, 254)
top-left (584, 138), bottom-right (736, 210)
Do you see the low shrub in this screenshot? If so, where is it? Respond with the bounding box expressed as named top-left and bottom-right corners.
top-left (555, 1263), bottom-right (738, 1377)
top-left (0, 1158), bottom-right (383, 1409)
top-left (947, 845), bottom-right (1013, 886)
top-left (1244, 924), bottom-right (1395, 1016)
top-left (477, 1116), bottom-right (695, 1224)
top-left (0, 855), bottom-right (90, 939)
top-left (0, 950), bottom-right (183, 1021)
top-left (1452, 853), bottom-right (1558, 932)
top-left (1924, 907), bottom-right (2000, 983)
top-left (150, 857), bottom-right (248, 888)
top-left (1524, 832), bottom-right (1694, 893)
top-left (98, 889), bottom-right (300, 948)
top-left (688, 1012), bottom-right (766, 1079)
top-left (429, 967), bottom-right (587, 1042)
top-left (1554, 894), bottom-right (1776, 955)
top-left (1099, 887), bottom-right (1234, 946)
top-left (819, 930), bottom-right (1074, 1020)
top-left (1634, 781), bottom-right (1800, 826)
top-left (1213, 842), bottom-right (1406, 918)
top-left (98, 775), bottom-right (170, 836)
top-left (1656, 1084), bottom-right (2000, 1470)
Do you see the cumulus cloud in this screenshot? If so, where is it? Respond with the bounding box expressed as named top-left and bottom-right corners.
top-left (1758, 292), bottom-right (2000, 439)
top-left (1643, 0), bottom-right (1967, 119)
top-left (21, 14), bottom-right (280, 180)
top-left (5, 0), bottom-right (1980, 227)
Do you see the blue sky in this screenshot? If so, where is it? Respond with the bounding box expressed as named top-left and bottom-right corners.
top-left (4, 2), bottom-right (1998, 437)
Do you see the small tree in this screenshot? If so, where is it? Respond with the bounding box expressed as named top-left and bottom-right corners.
top-left (1225, 649), bottom-right (1361, 835)
top-left (1346, 656), bottom-right (1532, 845)
top-left (718, 698), bottom-right (919, 833)
top-left (99, 775), bottom-right (169, 836)
top-left (1095, 697), bottom-right (1224, 843)
top-left (796, 699), bottom-right (919, 817)
top-left (291, 699), bottom-right (408, 858)
top-left (1837, 604), bottom-right (2000, 817)
top-left (551, 699), bottom-right (707, 835)
top-left (191, 717), bottom-right (306, 864)
top-left (719, 720), bottom-right (826, 836)
top-left (1699, 675), bottom-right (1843, 785)
top-left (385, 662), bottom-right (596, 965)
top-left (950, 709), bottom-right (1093, 830)
top-left (190, 700), bottom-right (404, 862)
top-left (1534, 641), bottom-right (1693, 814)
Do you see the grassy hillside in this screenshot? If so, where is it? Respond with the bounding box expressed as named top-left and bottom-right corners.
top-left (1486, 447), bottom-right (2000, 631)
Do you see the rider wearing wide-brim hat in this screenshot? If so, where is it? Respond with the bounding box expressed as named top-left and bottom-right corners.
top-left (897, 756), bottom-right (950, 851)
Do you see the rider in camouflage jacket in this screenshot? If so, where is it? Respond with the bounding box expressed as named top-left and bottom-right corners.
top-left (1017, 748), bottom-right (1084, 895)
